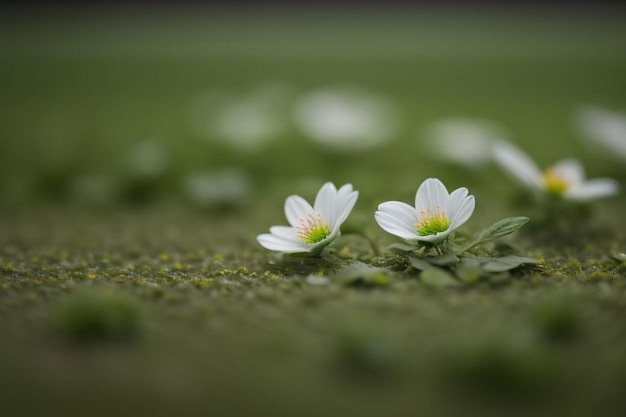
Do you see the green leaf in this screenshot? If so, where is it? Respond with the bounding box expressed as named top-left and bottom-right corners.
top-left (408, 254), bottom-right (459, 271)
top-left (459, 217), bottom-right (529, 254)
top-left (482, 255), bottom-right (538, 272)
top-left (420, 267), bottom-right (459, 288)
top-left (428, 254), bottom-right (460, 266)
top-left (387, 242), bottom-right (419, 254)
top-left (408, 256), bottom-right (432, 271)
top-left (332, 262), bottom-right (393, 287)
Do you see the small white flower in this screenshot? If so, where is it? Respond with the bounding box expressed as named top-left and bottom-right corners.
top-left (576, 105), bottom-right (626, 160)
top-left (493, 141), bottom-right (619, 201)
top-left (189, 84), bottom-right (290, 151)
top-left (257, 182), bottom-right (359, 255)
top-left (294, 87), bottom-right (399, 151)
top-left (375, 178), bottom-right (475, 245)
top-left (424, 118), bottom-right (505, 168)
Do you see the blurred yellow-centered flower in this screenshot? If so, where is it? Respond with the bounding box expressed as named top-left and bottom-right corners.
top-left (493, 141), bottom-right (619, 201)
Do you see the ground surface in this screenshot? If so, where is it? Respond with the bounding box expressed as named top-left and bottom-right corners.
top-left (1, 6), bottom-right (626, 416)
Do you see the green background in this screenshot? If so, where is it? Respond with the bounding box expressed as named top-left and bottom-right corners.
top-left (1, 6), bottom-right (625, 416)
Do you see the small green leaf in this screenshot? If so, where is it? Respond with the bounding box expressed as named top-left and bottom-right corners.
top-left (477, 216), bottom-right (530, 242)
top-left (459, 217), bottom-right (529, 253)
top-left (408, 256), bottom-right (432, 271)
top-left (387, 243), bottom-right (418, 253)
top-left (421, 267), bottom-right (459, 288)
top-left (428, 254), bottom-right (460, 266)
top-left (333, 262), bottom-right (393, 287)
top-left (482, 255), bottom-right (538, 272)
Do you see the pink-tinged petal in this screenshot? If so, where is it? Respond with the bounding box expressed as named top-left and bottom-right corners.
top-left (415, 178), bottom-right (449, 213)
top-left (284, 195), bottom-right (314, 227)
top-left (377, 201), bottom-right (418, 230)
top-left (493, 141), bottom-right (543, 189)
top-left (449, 195), bottom-right (475, 230)
top-left (375, 211), bottom-right (420, 240)
top-left (313, 182), bottom-right (337, 223)
top-left (257, 234), bottom-right (310, 253)
top-left (269, 226), bottom-right (300, 242)
top-left (565, 178), bottom-right (619, 201)
top-left (550, 159), bottom-right (585, 186)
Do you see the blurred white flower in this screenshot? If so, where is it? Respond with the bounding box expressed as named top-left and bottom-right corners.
top-left (183, 168), bottom-right (251, 207)
top-left (189, 84), bottom-right (290, 151)
top-left (576, 105), bottom-right (626, 160)
top-left (127, 140), bottom-right (169, 178)
top-left (294, 87), bottom-right (399, 151)
top-left (257, 182), bottom-right (358, 255)
top-left (375, 178), bottom-right (475, 245)
top-left (493, 141), bottom-right (619, 201)
top-left (424, 118), bottom-right (505, 167)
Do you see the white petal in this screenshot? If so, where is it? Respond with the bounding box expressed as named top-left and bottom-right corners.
top-left (269, 226), bottom-right (300, 242)
top-left (284, 195), bottom-right (314, 227)
top-left (449, 195), bottom-right (475, 230)
top-left (257, 234), bottom-right (309, 252)
top-left (577, 106), bottom-right (626, 159)
top-left (565, 179), bottom-right (619, 201)
top-left (377, 201), bottom-right (418, 230)
top-left (331, 183), bottom-right (355, 226)
top-left (375, 211), bottom-right (420, 240)
top-left (445, 187), bottom-right (469, 219)
top-left (550, 159), bottom-right (585, 186)
top-left (333, 189), bottom-right (358, 232)
top-left (492, 141), bottom-right (543, 189)
top-left (415, 178), bottom-right (449, 213)
top-left (313, 182), bottom-right (337, 223)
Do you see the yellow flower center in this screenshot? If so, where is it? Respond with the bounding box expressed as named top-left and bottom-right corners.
top-left (415, 206), bottom-right (450, 236)
top-left (543, 170), bottom-right (569, 196)
top-left (296, 213), bottom-right (331, 244)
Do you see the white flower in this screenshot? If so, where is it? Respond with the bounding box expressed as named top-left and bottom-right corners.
top-left (257, 182), bottom-right (359, 255)
top-left (576, 105), bottom-right (626, 160)
top-left (189, 84), bottom-right (290, 151)
top-left (424, 118), bottom-right (505, 168)
top-left (493, 141), bottom-right (619, 201)
top-left (294, 87), bottom-right (399, 151)
top-left (375, 178), bottom-right (475, 245)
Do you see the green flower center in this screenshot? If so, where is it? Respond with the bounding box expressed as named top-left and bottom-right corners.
top-left (415, 206), bottom-right (450, 236)
top-left (297, 213), bottom-right (331, 244)
top-left (543, 170), bottom-right (569, 196)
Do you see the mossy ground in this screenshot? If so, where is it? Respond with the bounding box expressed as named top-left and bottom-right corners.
top-left (1, 7), bottom-right (626, 417)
